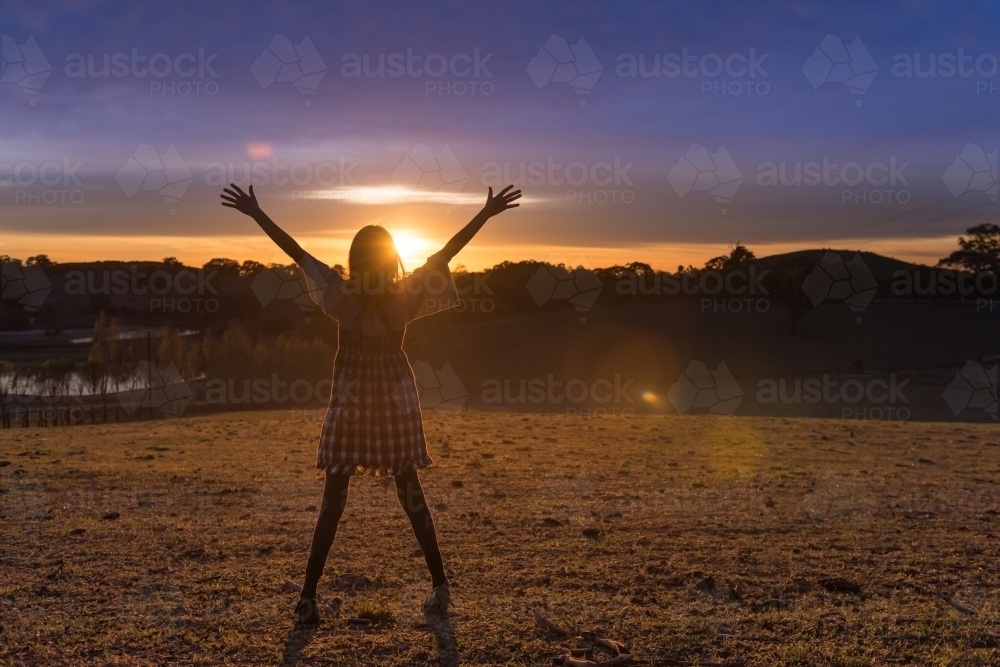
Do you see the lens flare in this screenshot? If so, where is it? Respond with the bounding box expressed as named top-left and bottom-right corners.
top-left (391, 232), bottom-right (428, 265)
top-left (247, 142), bottom-right (272, 158)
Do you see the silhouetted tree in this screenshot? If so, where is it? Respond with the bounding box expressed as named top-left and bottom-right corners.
top-left (26, 254), bottom-right (53, 268)
top-left (203, 258), bottom-right (241, 276)
top-left (239, 260), bottom-right (266, 277)
top-left (938, 224), bottom-right (1000, 274)
top-left (33, 359), bottom-right (74, 425)
top-left (84, 312), bottom-right (119, 421)
top-left (0, 360), bottom-right (14, 428)
top-left (704, 243), bottom-right (757, 272)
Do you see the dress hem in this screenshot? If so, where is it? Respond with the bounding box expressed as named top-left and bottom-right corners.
top-left (319, 456), bottom-right (432, 478)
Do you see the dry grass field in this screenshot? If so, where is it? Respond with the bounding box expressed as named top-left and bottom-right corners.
top-left (1, 410), bottom-right (999, 666)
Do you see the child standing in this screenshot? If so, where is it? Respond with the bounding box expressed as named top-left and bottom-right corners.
top-left (221, 183), bottom-right (521, 624)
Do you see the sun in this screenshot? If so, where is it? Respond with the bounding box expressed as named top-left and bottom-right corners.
top-left (391, 232), bottom-right (428, 265)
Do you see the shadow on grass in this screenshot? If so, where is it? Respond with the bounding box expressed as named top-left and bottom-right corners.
top-left (423, 610), bottom-right (459, 667)
top-left (279, 623), bottom-right (317, 667)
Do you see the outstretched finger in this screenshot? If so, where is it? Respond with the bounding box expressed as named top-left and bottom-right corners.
top-left (229, 183), bottom-right (247, 197)
top-left (220, 193), bottom-right (238, 201)
top-left (487, 186), bottom-right (494, 199)
top-left (222, 188), bottom-right (240, 199)
top-left (249, 184), bottom-right (256, 199)
top-left (498, 184), bottom-right (514, 196)
top-left (506, 191), bottom-right (522, 201)
top-left (221, 202), bottom-right (237, 208)
top-left (506, 203), bottom-right (520, 208)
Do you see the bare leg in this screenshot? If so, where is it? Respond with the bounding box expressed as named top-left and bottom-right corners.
top-left (302, 472), bottom-right (351, 599)
top-left (394, 469), bottom-right (447, 588)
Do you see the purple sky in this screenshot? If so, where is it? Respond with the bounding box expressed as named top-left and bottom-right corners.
top-left (1, 0), bottom-right (997, 269)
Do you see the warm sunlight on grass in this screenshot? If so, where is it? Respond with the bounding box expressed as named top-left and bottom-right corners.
top-left (2, 411), bottom-right (998, 665)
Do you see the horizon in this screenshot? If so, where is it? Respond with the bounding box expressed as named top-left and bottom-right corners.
top-left (0, 237), bottom-right (973, 273)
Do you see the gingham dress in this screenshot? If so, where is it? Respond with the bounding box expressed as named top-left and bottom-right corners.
top-left (297, 251), bottom-right (459, 477)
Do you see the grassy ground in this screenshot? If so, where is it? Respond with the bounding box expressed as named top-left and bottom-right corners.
top-left (1, 410), bottom-right (998, 666)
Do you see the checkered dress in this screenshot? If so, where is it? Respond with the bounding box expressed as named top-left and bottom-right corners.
top-left (297, 251), bottom-right (458, 477)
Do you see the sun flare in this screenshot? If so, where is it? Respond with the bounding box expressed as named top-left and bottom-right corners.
top-left (391, 232), bottom-right (429, 265)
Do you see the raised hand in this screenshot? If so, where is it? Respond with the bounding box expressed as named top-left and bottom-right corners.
top-left (220, 183), bottom-right (261, 217)
top-left (220, 184), bottom-right (305, 262)
top-left (433, 185), bottom-right (524, 263)
top-left (482, 185), bottom-right (522, 217)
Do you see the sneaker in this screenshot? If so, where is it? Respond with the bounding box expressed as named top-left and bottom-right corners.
top-left (422, 583), bottom-right (452, 616)
top-left (295, 596), bottom-right (320, 625)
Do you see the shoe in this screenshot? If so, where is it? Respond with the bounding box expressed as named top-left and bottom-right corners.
top-left (422, 583), bottom-right (452, 616)
top-left (295, 596), bottom-right (320, 625)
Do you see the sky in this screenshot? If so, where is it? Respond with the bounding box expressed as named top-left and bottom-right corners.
top-left (0, 0), bottom-right (997, 271)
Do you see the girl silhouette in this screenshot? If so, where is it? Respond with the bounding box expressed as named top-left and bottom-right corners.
top-left (221, 182), bottom-right (521, 624)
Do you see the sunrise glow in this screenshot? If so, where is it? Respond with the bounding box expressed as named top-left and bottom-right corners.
top-left (390, 231), bottom-right (430, 266)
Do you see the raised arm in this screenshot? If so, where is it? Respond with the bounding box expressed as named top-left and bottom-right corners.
top-left (220, 184), bottom-right (305, 263)
top-left (432, 185), bottom-right (521, 263)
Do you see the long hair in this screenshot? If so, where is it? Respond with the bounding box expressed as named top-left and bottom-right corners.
top-left (347, 223), bottom-right (405, 300)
